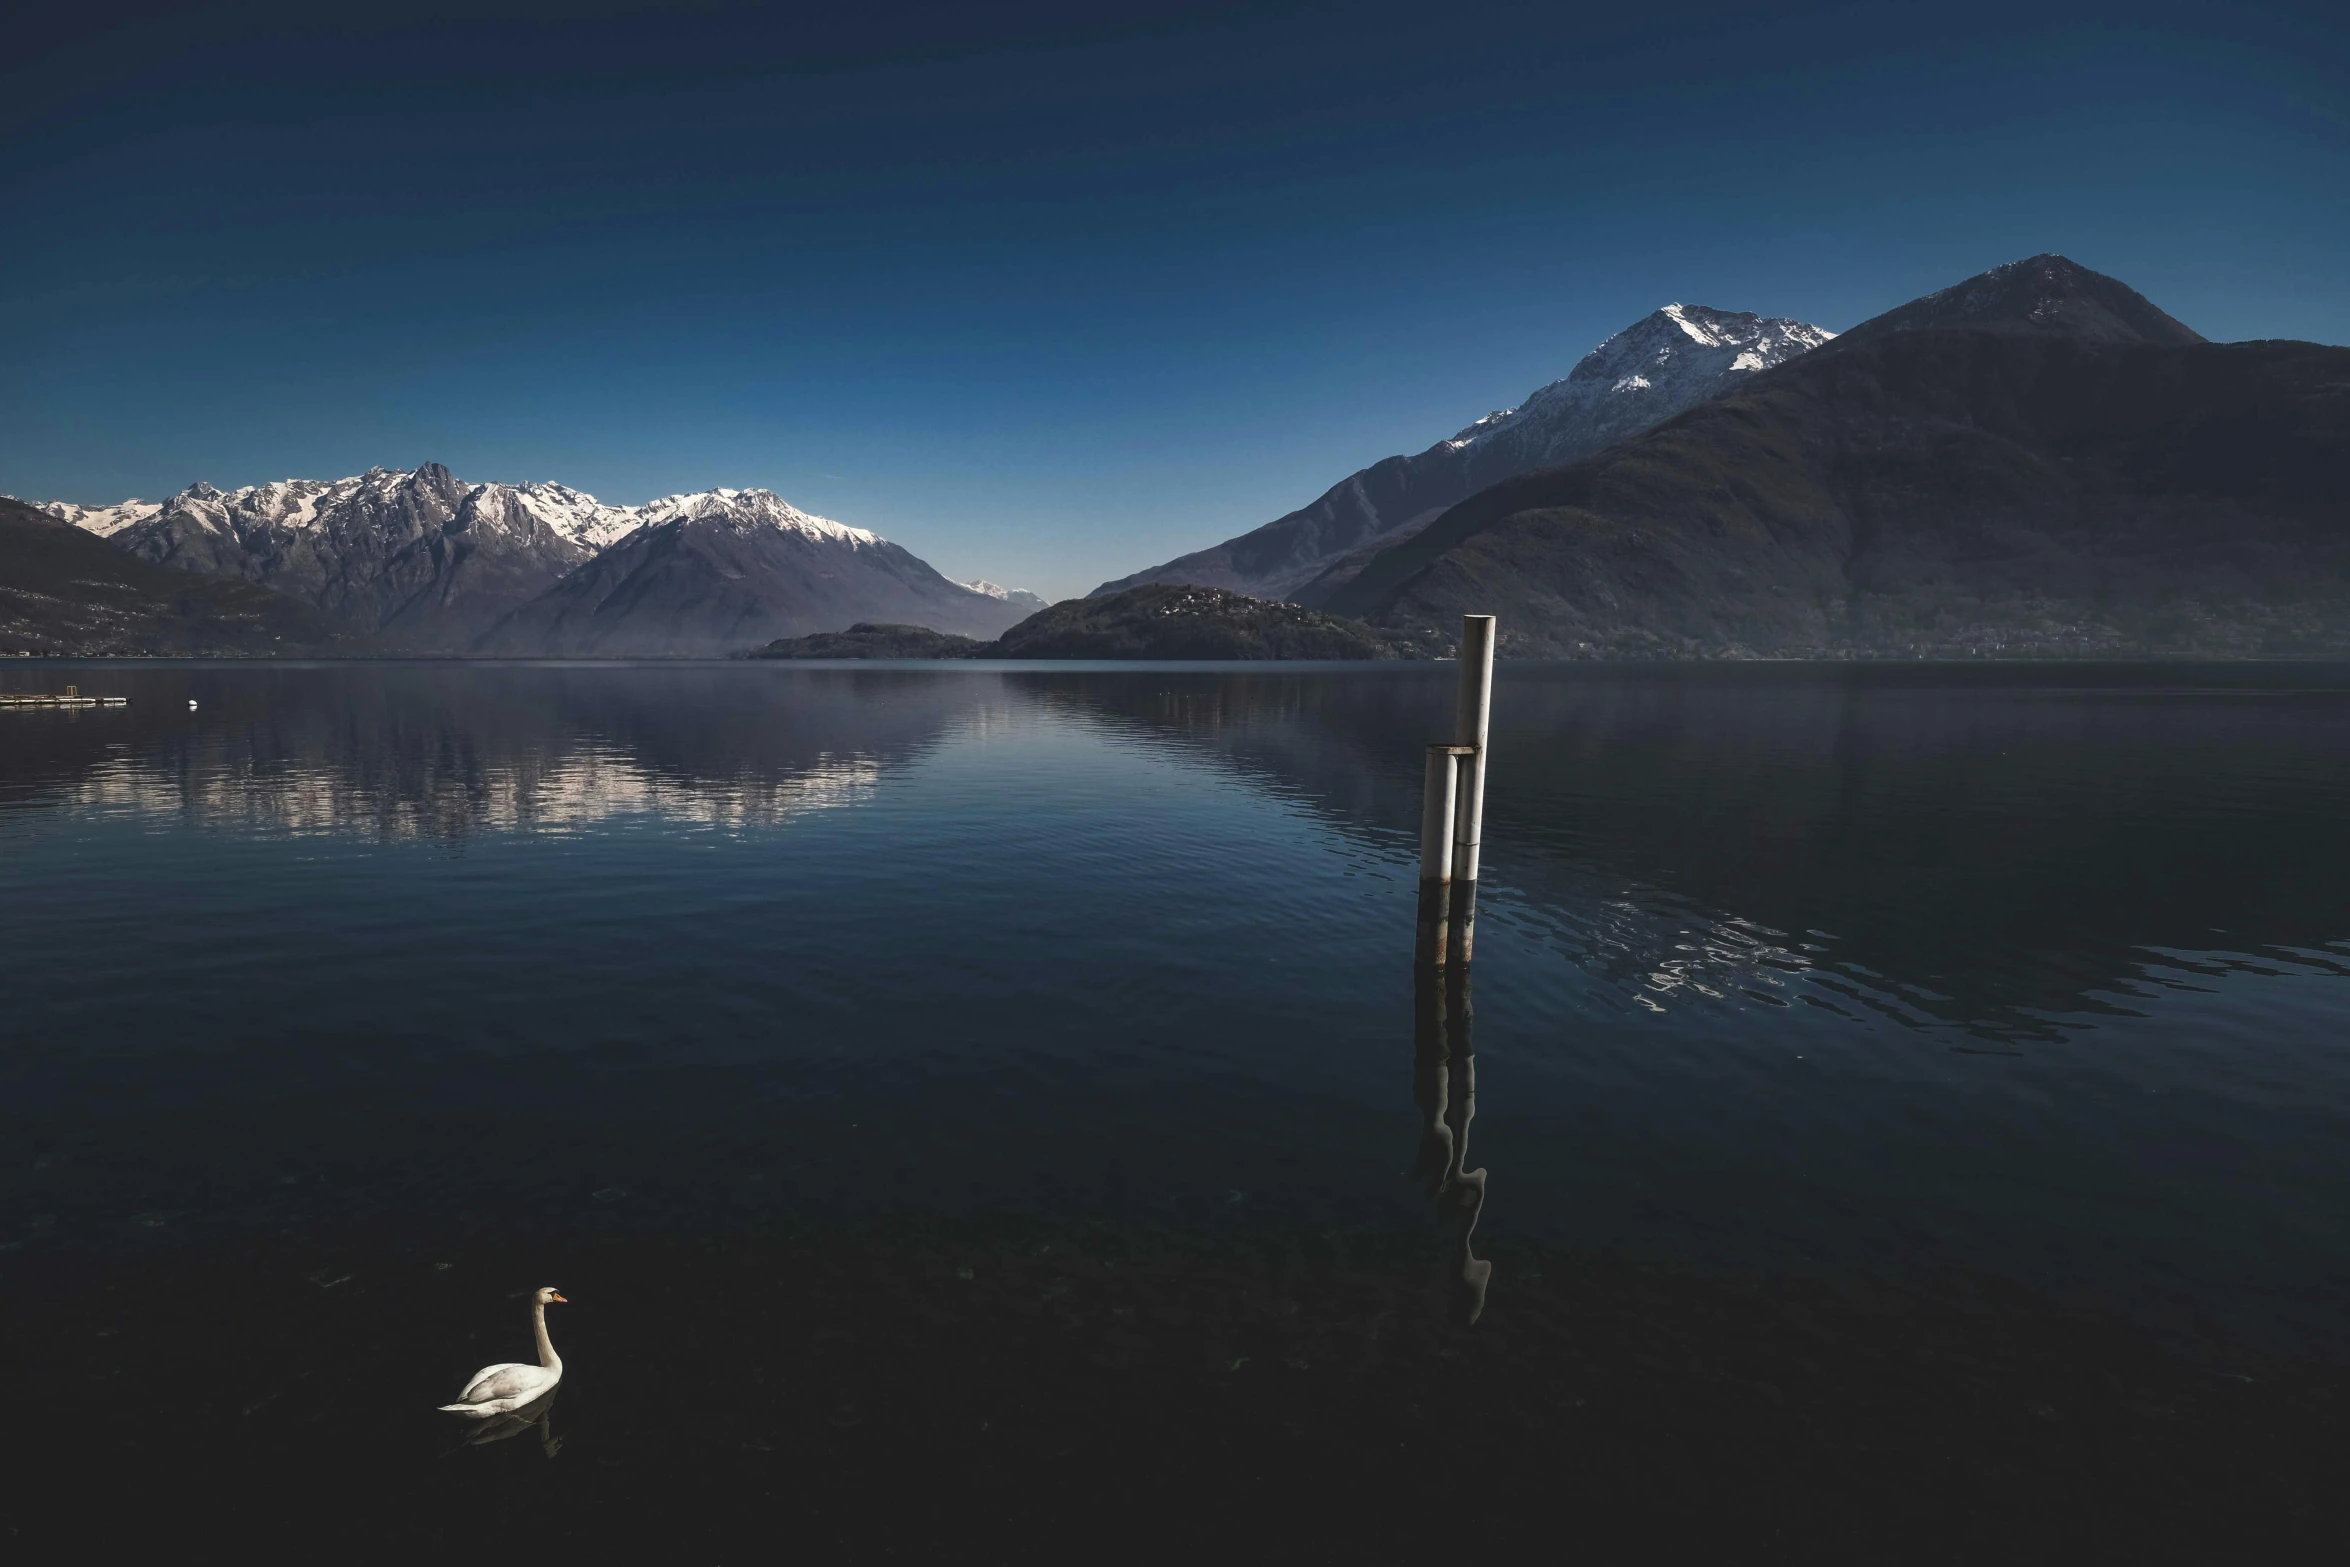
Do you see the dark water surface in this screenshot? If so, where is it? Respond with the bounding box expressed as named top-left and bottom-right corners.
top-left (4, 660), bottom-right (2348, 1557)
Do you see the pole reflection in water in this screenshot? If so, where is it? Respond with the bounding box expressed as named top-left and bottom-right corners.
top-left (1413, 962), bottom-right (1491, 1326)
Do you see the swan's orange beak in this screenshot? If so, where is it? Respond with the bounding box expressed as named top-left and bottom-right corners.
top-left (549, 1291), bottom-right (568, 1303)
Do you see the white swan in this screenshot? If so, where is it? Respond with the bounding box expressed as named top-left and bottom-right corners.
top-left (438, 1286), bottom-right (566, 1418)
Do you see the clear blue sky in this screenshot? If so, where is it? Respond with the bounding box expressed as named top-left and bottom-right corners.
top-left (4, 0), bottom-right (2344, 599)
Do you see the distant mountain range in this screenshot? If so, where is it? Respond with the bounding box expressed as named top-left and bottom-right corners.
top-left (19, 470), bottom-right (1035, 655)
top-left (1096, 304), bottom-right (1835, 603)
top-left (12, 253), bottom-right (2345, 662)
top-left (478, 488), bottom-right (1021, 656)
top-left (1324, 256), bottom-right (2350, 656)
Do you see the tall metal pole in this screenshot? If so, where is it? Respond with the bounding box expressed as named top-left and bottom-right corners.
top-left (1416, 743), bottom-right (1466, 966)
top-left (1449, 615), bottom-right (1496, 964)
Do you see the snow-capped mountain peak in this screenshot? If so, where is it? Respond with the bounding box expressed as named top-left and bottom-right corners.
top-left (633, 487), bottom-right (880, 546)
top-left (1652, 301), bottom-right (1755, 349)
top-left (231, 478), bottom-right (338, 530)
top-left (465, 480), bottom-right (640, 552)
top-left (39, 468), bottom-right (885, 556)
top-left (1561, 304), bottom-right (1832, 388)
top-left (34, 497), bottom-right (163, 536)
top-left (1449, 304), bottom-right (1834, 468)
top-left (960, 580), bottom-right (1047, 607)
top-left (1093, 297), bottom-right (1834, 605)
top-left (1443, 409), bottom-right (1518, 450)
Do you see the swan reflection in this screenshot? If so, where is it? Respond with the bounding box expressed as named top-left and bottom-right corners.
top-left (454, 1388), bottom-right (564, 1457)
top-left (1414, 963), bottom-right (1490, 1325)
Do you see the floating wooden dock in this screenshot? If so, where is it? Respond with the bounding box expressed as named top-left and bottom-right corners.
top-left (0, 684), bottom-right (127, 708)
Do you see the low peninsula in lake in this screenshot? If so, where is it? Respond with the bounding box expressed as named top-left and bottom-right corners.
top-left (750, 584), bottom-right (1413, 660)
top-left (747, 623), bottom-right (991, 659)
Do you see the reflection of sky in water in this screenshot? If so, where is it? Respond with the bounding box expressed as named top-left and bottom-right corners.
top-left (4, 660), bottom-right (2350, 1353)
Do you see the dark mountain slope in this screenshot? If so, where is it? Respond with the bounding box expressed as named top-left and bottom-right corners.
top-left (0, 497), bottom-right (360, 655)
top-left (1840, 253), bottom-right (2206, 347)
top-left (1330, 260), bottom-right (2349, 658)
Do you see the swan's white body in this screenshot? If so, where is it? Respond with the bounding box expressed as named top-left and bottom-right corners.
top-left (439, 1287), bottom-right (565, 1419)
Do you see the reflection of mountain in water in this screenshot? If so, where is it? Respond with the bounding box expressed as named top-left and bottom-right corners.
top-left (56, 742), bottom-right (886, 837)
top-left (12, 662), bottom-right (2347, 1035)
top-left (1, 666), bottom-right (1001, 842)
top-left (1026, 664), bottom-right (2350, 1039)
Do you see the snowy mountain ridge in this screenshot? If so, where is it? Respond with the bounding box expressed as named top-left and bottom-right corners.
top-left (13, 464), bottom-right (1029, 651)
top-left (959, 579), bottom-right (1047, 607)
top-left (29, 470), bottom-right (874, 556)
top-left (39, 497), bottom-right (164, 536)
top-left (1436, 304), bottom-right (1834, 466)
top-left (628, 487), bottom-right (881, 546)
top-left (1094, 300), bottom-right (1834, 604)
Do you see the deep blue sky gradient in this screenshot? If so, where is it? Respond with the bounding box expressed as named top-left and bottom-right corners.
top-left (4, 0), bottom-right (2345, 597)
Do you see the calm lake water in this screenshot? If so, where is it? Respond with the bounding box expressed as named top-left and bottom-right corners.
top-left (4, 659), bottom-right (2348, 1555)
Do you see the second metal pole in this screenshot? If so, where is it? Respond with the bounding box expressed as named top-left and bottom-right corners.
top-left (1449, 614), bottom-right (1496, 964)
top-left (1416, 743), bottom-right (1467, 966)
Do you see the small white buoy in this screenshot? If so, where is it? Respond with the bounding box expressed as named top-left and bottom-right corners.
top-left (188, 698), bottom-right (199, 710)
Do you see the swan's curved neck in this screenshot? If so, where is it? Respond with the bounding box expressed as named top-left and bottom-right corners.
top-left (532, 1300), bottom-right (560, 1369)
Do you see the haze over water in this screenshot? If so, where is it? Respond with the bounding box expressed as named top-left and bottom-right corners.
top-left (5, 659), bottom-right (2348, 1548)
